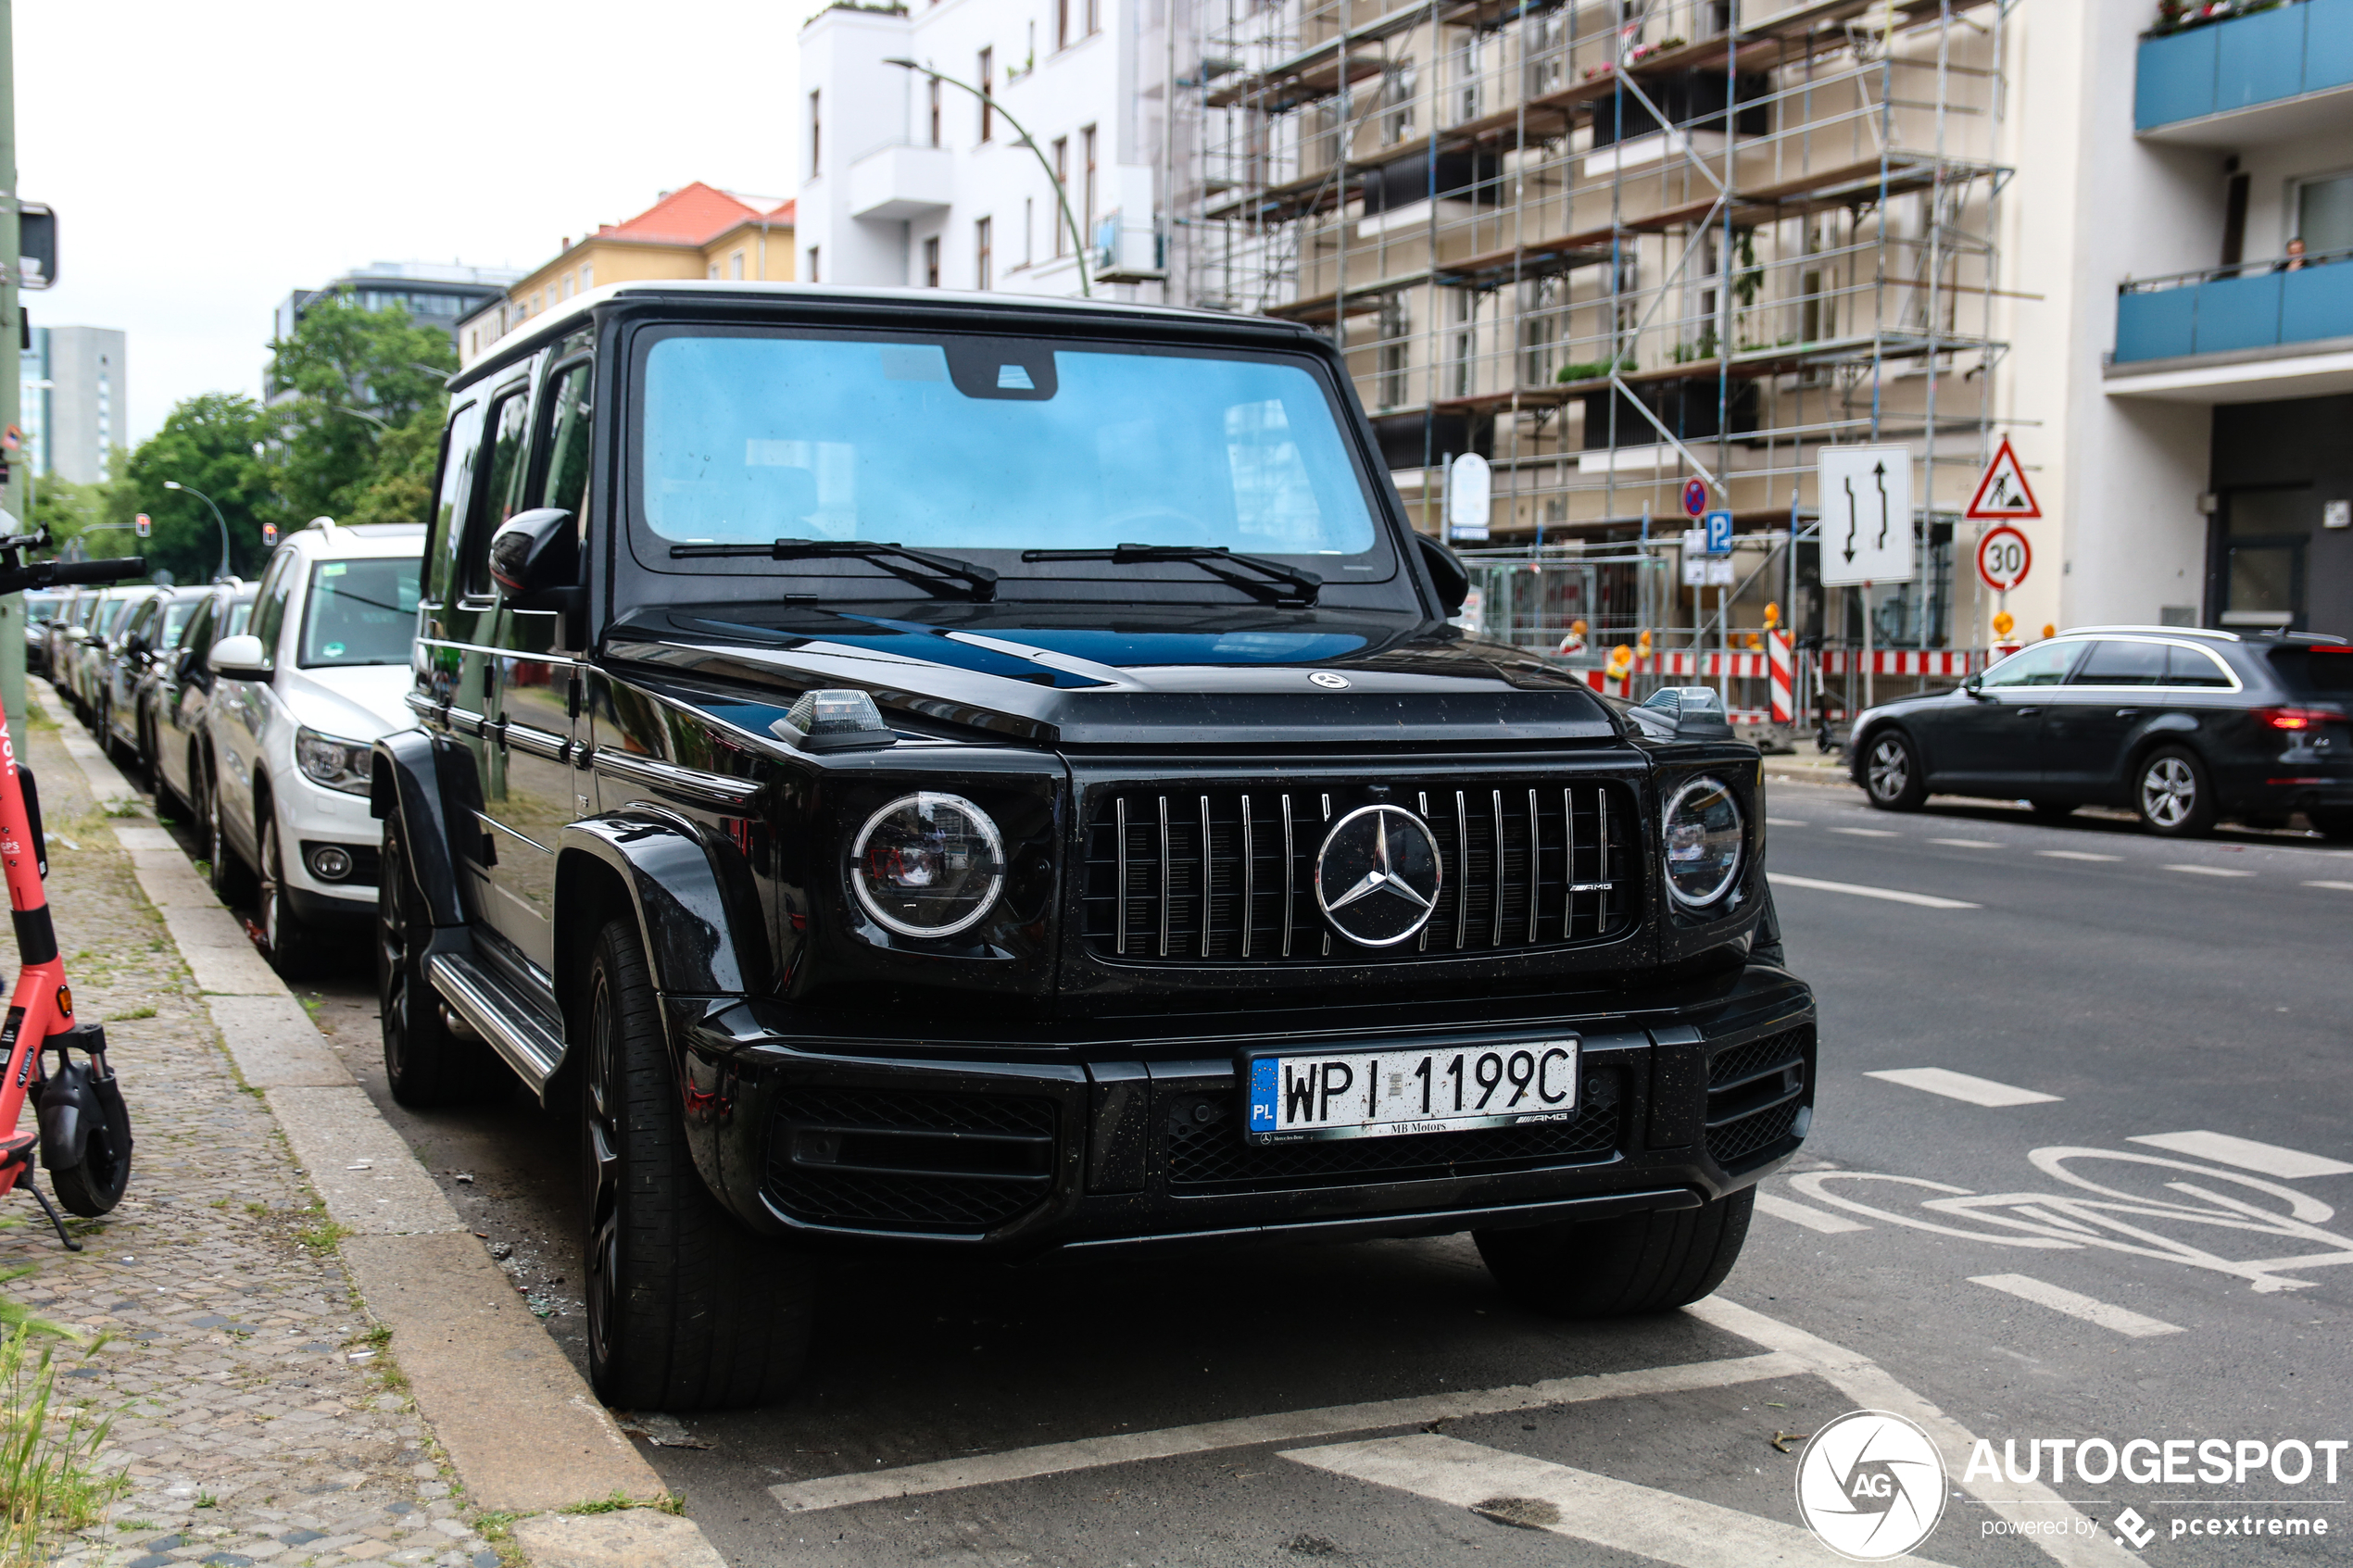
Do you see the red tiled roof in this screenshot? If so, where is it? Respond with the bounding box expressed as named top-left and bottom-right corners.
top-left (597, 182), bottom-right (767, 245)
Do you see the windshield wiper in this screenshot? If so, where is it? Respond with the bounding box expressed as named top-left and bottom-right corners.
top-left (669, 539), bottom-right (998, 602)
top-left (1021, 544), bottom-right (1322, 607)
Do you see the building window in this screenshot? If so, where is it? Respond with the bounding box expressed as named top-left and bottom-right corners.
top-left (1086, 0), bottom-right (1100, 35)
top-left (1052, 139), bottom-right (1069, 255)
top-left (730, 250), bottom-right (746, 279)
top-left (810, 91), bottom-right (823, 176)
top-left (1378, 295), bottom-right (1411, 409)
top-left (531, 291), bottom-right (543, 313)
top-left (580, 263), bottom-right (592, 290)
top-left (924, 235), bottom-right (941, 287)
top-left (560, 275), bottom-right (573, 300)
top-left (1449, 287), bottom-right (1476, 398)
top-left (1383, 59), bottom-right (1416, 145)
top-left (1057, 0), bottom-right (1070, 49)
top-left (809, 246), bottom-right (821, 282)
top-left (975, 217), bottom-right (993, 290)
top-left (978, 48), bottom-right (994, 141)
top-left (2294, 170), bottom-right (2353, 257)
top-left (1082, 125), bottom-right (1098, 239)
top-left (928, 77), bottom-right (942, 147)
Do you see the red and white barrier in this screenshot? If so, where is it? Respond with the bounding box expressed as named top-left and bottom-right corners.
top-left (1816, 649), bottom-right (1982, 676)
top-left (1768, 630), bottom-right (1794, 724)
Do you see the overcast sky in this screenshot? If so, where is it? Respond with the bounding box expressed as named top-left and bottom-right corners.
top-left (20, 0), bottom-right (824, 446)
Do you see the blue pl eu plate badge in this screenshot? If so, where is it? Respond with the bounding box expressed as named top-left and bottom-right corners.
top-left (1249, 1058), bottom-right (1280, 1133)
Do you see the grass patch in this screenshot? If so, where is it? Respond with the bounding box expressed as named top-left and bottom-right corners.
top-left (558, 1490), bottom-right (683, 1515)
top-left (294, 1221), bottom-right (350, 1253)
top-left (111, 1007), bottom-right (157, 1022)
top-left (0, 1324), bottom-right (128, 1566)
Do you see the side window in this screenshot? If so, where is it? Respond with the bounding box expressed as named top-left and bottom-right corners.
top-left (179, 599), bottom-right (214, 659)
top-left (248, 552), bottom-right (296, 659)
top-left (2167, 645), bottom-right (2235, 687)
top-left (2071, 638), bottom-right (2168, 686)
top-left (463, 389), bottom-right (532, 598)
top-left (539, 360), bottom-right (593, 519)
top-left (1979, 640), bottom-right (2082, 689)
top-left (425, 400), bottom-right (484, 603)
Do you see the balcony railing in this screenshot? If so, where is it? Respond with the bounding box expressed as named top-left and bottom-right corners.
top-left (2115, 249), bottom-right (2353, 362)
top-left (2136, 0), bottom-right (2353, 131)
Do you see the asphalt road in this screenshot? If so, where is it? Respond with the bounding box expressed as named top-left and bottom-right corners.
top-left (143, 748), bottom-right (2353, 1568)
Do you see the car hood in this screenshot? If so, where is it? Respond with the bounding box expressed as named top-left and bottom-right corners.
top-left (605, 603), bottom-right (1621, 747)
top-left (282, 664), bottom-right (415, 742)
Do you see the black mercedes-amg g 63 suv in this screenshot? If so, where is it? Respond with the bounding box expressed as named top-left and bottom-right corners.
top-left (371, 281), bottom-right (1815, 1411)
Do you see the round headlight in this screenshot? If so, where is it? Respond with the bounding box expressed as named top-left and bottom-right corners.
top-left (850, 793), bottom-right (1006, 937)
top-left (1663, 776), bottom-right (1743, 908)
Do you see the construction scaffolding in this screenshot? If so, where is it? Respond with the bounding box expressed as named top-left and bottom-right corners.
top-left (1168, 0), bottom-right (2016, 722)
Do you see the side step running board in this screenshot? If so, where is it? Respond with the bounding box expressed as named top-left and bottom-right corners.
top-left (427, 951), bottom-right (566, 1099)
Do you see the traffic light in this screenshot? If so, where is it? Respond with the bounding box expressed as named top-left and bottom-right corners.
top-left (134, 513), bottom-right (151, 539)
top-left (261, 522), bottom-right (279, 546)
top-left (18, 205), bottom-right (56, 291)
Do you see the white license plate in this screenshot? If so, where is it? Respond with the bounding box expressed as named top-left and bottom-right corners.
top-left (1243, 1040), bottom-right (1580, 1144)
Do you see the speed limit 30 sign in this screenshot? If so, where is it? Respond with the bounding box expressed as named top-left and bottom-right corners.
top-left (1977, 524), bottom-right (2032, 592)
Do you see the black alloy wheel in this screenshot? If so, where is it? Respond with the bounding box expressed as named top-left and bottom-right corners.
top-left (583, 915), bottom-right (811, 1411)
top-left (2136, 746), bottom-right (2215, 837)
top-left (378, 812), bottom-right (478, 1107)
top-left (1862, 729), bottom-right (1927, 811)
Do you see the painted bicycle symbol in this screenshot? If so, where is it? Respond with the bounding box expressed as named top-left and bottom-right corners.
top-left (1790, 1148), bottom-right (2353, 1294)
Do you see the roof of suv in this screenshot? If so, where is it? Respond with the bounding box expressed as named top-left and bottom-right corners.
top-left (455, 278), bottom-right (1318, 390)
top-left (2063, 624), bottom-right (2348, 646)
top-left (277, 521), bottom-right (427, 560)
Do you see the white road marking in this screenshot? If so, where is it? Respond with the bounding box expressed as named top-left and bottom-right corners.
top-left (2164, 863), bottom-right (2255, 878)
top-left (1830, 826), bottom-right (1900, 837)
top-left (1969, 1273), bottom-right (2184, 1338)
top-left (1865, 1068), bottom-right (2061, 1107)
top-left (1754, 1192), bottom-right (1869, 1233)
top-left (1687, 1298), bottom-right (2132, 1566)
top-left (2127, 1130), bottom-right (2353, 1179)
top-left (766, 1352), bottom-right (1805, 1512)
top-left (1929, 837), bottom-right (2002, 849)
top-left (2305, 879), bottom-right (2353, 892)
top-left (1766, 817), bottom-right (1809, 828)
top-left (1768, 873), bottom-right (1979, 909)
top-left (1283, 1433), bottom-right (1949, 1568)
top-left (2036, 849), bottom-right (2121, 862)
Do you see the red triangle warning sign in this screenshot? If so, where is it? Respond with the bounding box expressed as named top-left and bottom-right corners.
top-left (1966, 436), bottom-right (2041, 520)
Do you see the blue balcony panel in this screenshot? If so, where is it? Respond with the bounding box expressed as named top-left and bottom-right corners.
top-left (2117, 287), bottom-right (2200, 362)
top-left (2137, 25), bottom-right (2218, 129)
top-left (2283, 257), bottom-right (2353, 339)
top-left (2306, 0), bottom-right (2353, 92)
top-left (2216, 3), bottom-right (2309, 110)
top-left (2193, 272), bottom-right (2284, 354)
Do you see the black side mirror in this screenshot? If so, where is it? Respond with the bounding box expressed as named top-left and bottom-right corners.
top-left (1961, 672), bottom-right (1985, 697)
top-left (489, 507), bottom-right (579, 610)
top-left (1416, 532), bottom-right (1469, 618)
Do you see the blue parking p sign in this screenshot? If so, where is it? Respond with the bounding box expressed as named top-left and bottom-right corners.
top-left (1704, 509), bottom-right (1733, 555)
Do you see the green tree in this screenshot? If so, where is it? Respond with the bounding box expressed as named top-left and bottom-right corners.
top-left (27, 475), bottom-right (113, 552)
top-left (269, 292), bottom-right (455, 521)
top-left (112, 394), bottom-right (280, 583)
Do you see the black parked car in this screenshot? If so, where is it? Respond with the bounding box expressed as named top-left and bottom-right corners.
top-left (1851, 626), bottom-right (2353, 837)
top-left (371, 281), bottom-right (1814, 1411)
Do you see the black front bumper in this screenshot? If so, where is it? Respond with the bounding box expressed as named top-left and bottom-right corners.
top-left (672, 966), bottom-right (1815, 1256)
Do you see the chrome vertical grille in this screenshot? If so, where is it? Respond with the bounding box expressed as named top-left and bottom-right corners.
top-left (1081, 777), bottom-right (1638, 965)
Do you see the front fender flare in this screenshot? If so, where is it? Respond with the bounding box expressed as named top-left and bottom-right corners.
top-left (556, 812), bottom-right (769, 1001)
top-left (368, 728), bottom-right (474, 928)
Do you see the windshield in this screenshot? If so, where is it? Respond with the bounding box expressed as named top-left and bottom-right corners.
top-left (161, 602), bottom-right (197, 646)
top-left (299, 559), bottom-right (420, 668)
top-left (636, 332), bottom-right (1381, 570)
top-left (97, 597), bottom-right (135, 635)
top-left (25, 596), bottom-right (58, 624)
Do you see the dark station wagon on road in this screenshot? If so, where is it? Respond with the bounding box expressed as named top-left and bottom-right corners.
top-left (371, 281), bottom-right (1816, 1411)
top-left (1850, 626), bottom-right (2353, 837)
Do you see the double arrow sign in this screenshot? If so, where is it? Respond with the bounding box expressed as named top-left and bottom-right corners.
top-left (1840, 460), bottom-right (1894, 566)
top-left (1817, 445), bottom-right (1915, 586)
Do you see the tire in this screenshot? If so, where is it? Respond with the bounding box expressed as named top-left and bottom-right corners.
top-left (1860, 728), bottom-right (1927, 812)
top-left (1477, 1188), bottom-right (1756, 1318)
top-left (199, 754), bottom-right (257, 904)
top-left (50, 1078), bottom-right (133, 1219)
top-left (2309, 809), bottom-right (2353, 843)
top-left (148, 720), bottom-right (182, 815)
top-left (2136, 746), bottom-right (2215, 837)
top-left (259, 813), bottom-right (326, 979)
top-left (583, 915), bottom-right (811, 1410)
top-left (2027, 799), bottom-right (2074, 822)
top-left (378, 812), bottom-right (481, 1108)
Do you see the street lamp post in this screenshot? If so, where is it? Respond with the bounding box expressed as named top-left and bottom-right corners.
top-left (162, 481), bottom-right (233, 582)
top-left (883, 58), bottom-right (1091, 298)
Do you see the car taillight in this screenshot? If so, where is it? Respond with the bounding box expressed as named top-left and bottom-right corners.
top-left (2257, 706), bottom-right (2338, 731)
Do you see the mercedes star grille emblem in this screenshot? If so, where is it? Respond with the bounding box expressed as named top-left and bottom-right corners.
top-left (1315, 805), bottom-right (1443, 947)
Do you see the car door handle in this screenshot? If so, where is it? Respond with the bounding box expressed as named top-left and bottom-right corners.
top-left (2014, 707), bottom-right (2040, 717)
top-left (2115, 709), bottom-right (2140, 718)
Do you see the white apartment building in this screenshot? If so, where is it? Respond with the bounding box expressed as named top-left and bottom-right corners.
top-left (795, 0), bottom-right (1173, 301)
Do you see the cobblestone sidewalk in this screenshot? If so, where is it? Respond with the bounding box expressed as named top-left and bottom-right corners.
top-left (9, 709), bottom-right (498, 1568)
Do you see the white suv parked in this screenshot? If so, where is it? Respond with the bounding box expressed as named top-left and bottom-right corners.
top-left (202, 520), bottom-right (424, 974)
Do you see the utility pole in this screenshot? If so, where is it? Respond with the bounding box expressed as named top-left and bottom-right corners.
top-left (0, 0), bottom-right (23, 726)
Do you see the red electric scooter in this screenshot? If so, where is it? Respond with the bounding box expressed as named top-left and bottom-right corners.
top-left (0, 531), bottom-right (151, 1249)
